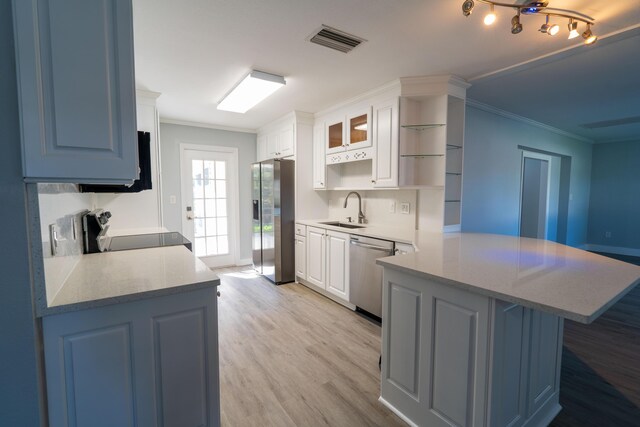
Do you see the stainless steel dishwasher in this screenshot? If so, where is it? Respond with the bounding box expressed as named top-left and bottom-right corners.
top-left (349, 235), bottom-right (395, 319)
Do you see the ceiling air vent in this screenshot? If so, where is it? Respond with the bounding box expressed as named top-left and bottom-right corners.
top-left (580, 115), bottom-right (640, 129)
top-left (309, 25), bottom-right (366, 53)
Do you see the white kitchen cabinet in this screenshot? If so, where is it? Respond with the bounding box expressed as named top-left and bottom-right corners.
top-left (258, 123), bottom-right (295, 160)
top-left (306, 226), bottom-right (326, 288)
top-left (295, 235), bottom-right (307, 281)
top-left (13, 0), bottom-right (138, 184)
top-left (257, 135), bottom-right (268, 161)
top-left (326, 107), bottom-right (372, 156)
top-left (372, 97), bottom-right (399, 188)
top-left (312, 123), bottom-right (326, 189)
top-left (325, 230), bottom-right (350, 300)
top-left (43, 287), bottom-right (220, 427)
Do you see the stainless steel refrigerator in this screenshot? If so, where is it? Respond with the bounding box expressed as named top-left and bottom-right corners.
top-left (252, 159), bottom-right (295, 284)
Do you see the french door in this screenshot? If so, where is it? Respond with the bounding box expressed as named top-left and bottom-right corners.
top-left (181, 145), bottom-right (239, 268)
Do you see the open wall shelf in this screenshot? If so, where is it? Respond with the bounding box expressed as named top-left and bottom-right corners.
top-left (401, 124), bottom-right (446, 131)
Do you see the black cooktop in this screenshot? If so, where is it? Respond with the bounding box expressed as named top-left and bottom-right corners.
top-left (108, 232), bottom-right (192, 252)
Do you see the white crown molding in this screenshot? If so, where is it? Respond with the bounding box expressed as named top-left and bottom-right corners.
top-left (469, 24), bottom-right (640, 83)
top-left (593, 137), bottom-right (640, 145)
top-left (314, 79), bottom-right (401, 118)
top-left (258, 110), bottom-right (315, 133)
top-left (466, 99), bottom-right (593, 143)
top-left (160, 118), bottom-right (256, 134)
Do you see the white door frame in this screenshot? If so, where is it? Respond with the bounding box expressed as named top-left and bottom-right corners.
top-left (519, 150), bottom-right (553, 239)
top-left (179, 143), bottom-right (241, 266)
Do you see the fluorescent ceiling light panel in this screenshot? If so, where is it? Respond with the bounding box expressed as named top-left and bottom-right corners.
top-left (217, 70), bottom-right (286, 113)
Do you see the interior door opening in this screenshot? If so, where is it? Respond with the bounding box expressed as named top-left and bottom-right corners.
top-left (519, 151), bottom-right (560, 241)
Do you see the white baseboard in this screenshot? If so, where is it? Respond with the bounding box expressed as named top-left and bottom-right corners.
top-left (584, 244), bottom-right (640, 258)
top-left (236, 258), bottom-right (252, 266)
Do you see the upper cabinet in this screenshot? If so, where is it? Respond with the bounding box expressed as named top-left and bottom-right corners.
top-left (257, 121), bottom-right (295, 161)
top-left (13, 0), bottom-right (139, 184)
top-left (326, 107), bottom-right (372, 156)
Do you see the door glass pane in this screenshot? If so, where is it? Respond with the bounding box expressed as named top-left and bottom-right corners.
top-left (193, 199), bottom-right (205, 218)
top-left (350, 114), bottom-right (368, 145)
top-left (328, 122), bottom-right (343, 149)
top-left (190, 158), bottom-right (230, 257)
top-left (194, 218), bottom-right (205, 238)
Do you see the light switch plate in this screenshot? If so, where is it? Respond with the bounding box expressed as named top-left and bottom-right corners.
top-left (400, 202), bottom-right (410, 214)
top-left (169, 195), bottom-right (177, 204)
top-left (389, 201), bottom-right (396, 213)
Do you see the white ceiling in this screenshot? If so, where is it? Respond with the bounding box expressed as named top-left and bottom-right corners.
top-left (132, 0), bottom-right (640, 134)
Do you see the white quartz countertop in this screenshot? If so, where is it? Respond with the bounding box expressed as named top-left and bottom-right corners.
top-left (377, 232), bottom-right (640, 324)
top-left (41, 245), bottom-right (219, 316)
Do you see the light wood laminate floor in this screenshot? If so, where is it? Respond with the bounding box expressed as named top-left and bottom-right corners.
top-left (214, 267), bottom-right (405, 426)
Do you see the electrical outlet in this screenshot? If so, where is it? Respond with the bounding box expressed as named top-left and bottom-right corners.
top-left (389, 201), bottom-right (396, 213)
top-left (400, 202), bottom-right (410, 214)
top-left (605, 231), bottom-right (612, 238)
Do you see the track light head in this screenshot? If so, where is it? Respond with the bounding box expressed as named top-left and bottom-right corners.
top-left (462, 0), bottom-right (475, 17)
top-left (521, 1), bottom-right (549, 15)
top-left (511, 13), bottom-right (523, 34)
top-left (582, 24), bottom-right (598, 44)
top-left (567, 19), bottom-right (579, 39)
top-left (484, 4), bottom-right (496, 26)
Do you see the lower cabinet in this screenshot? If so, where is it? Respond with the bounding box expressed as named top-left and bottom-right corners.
top-left (303, 226), bottom-right (350, 302)
top-left (295, 234), bottom-right (307, 280)
top-left (42, 287), bottom-right (220, 427)
top-left (325, 230), bottom-right (350, 300)
top-left (380, 269), bottom-right (563, 427)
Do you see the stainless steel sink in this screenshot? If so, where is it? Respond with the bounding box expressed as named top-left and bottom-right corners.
top-left (319, 221), bottom-right (365, 229)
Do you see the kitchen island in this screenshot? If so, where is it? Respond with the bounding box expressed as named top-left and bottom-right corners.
top-left (376, 232), bottom-right (640, 427)
top-left (37, 245), bottom-right (221, 427)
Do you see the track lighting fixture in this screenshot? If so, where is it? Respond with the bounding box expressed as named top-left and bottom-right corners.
top-left (461, 1), bottom-right (596, 45)
top-left (567, 19), bottom-right (579, 39)
top-left (511, 11), bottom-right (523, 35)
top-left (540, 16), bottom-right (559, 36)
top-left (582, 24), bottom-right (598, 45)
top-left (484, 4), bottom-right (496, 26)
top-left (462, 0), bottom-right (475, 17)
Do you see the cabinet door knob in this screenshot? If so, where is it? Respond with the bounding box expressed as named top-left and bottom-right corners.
top-left (371, 180), bottom-right (376, 183)
top-left (217, 291), bottom-right (221, 297)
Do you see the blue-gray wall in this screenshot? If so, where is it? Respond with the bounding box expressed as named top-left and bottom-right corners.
top-left (0, 0), bottom-right (45, 424)
top-left (159, 123), bottom-right (256, 261)
top-left (587, 140), bottom-right (640, 251)
top-left (461, 106), bottom-right (593, 247)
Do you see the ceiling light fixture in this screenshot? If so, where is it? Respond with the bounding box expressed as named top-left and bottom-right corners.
top-left (462, 1), bottom-right (596, 45)
top-left (217, 70), bottom-right (286, 114)
top-left (484, 4), bottom-right (496, 25)
top-left (582, 23), bottom-right (598, 45)
top-left (567, 19), bottom-right (579, 39)
top-left (511, 10), bottom-right (523, 34)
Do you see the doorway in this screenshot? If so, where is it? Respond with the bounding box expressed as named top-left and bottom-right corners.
top-left (180, 144), bottom-right (239, 268)
top-left (519, 151), bottom-right (560, 240)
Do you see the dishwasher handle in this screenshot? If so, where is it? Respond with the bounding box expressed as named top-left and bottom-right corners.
top-left (350, 240), bottom-right (394, 253)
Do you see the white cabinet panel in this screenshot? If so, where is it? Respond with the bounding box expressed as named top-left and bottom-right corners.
top-left (387, 283), bottom-right (420, 397)
top-left (295, 235), bottom-right (307, 280)
top-left (62, 325), bottom-right (135, 427)
top-left (257, 135), bottom-right (268, 162)
top-left (278, 124), bottom-right (295, 157)
top-left (313, 123), bottom-right (326, 189)
top-left (266, 133), bottom-right (279, 158)
top-left (372, 98), bottom-right (399, 188)
top-left (13, 0), bottom-right (138, 184)
top-left (153, 309), bottom-right (208, 427)
top-left (325, 230), bottom-right (350, 300)
top-left (306, 227), bottom-right (326, 288)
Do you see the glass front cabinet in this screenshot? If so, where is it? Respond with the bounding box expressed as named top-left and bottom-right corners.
top-left (326, 107), bottom-right (372, 155)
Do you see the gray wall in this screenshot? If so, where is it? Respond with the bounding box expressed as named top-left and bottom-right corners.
top-left (461, 106), bottom-right (593, 248)
top-left (160, 123), bottom-right (256, 262)
top-left (587, 140), bottom-right (640, 250)
top-left (0, 0), bottom-right (45, 423)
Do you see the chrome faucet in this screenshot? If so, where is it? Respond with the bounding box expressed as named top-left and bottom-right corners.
top-left (344, 192), bottom-right (365, 224)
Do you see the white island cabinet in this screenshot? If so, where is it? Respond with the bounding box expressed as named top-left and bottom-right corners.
top-left (377, 232), bottom-right (640, 427)
top-left (13, 0), bottom-right (138, 184)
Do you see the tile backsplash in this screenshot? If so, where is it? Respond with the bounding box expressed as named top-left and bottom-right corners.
top-left (327, 189), bottom-right (417, 231)
top-left (38, 183), bottom-right (95, 304)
